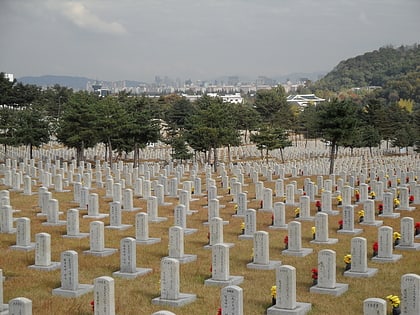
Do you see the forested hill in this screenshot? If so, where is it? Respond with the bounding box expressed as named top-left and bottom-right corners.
top-left (312, 44), bottom-right (420, 92)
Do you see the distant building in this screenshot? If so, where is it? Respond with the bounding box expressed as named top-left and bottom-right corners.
top-left (286, 94), bottom-right (325, 108)
top-left (181, 92), bottom-right (243, 104)
top-left (4, 73), bottom-right (14, 82)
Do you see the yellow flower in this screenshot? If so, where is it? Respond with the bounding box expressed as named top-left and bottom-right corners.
top-left (344, 254), bottom-right (351, 264)
top-left (271, 286), bottom-right (277, 298)
top-left (393, 232), bottom-right (401, 240)
top-left (386, 295), bottom-right (400, 307)
top-left (294, 207), bottom-right (300, 214)
top-left (358, 210), bottom-right (365, 217)
top-left (311, 226), bottom-right (316, 234)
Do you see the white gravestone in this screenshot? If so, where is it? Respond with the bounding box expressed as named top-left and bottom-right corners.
top-left (106, 201), bottom-right (131, 230)
top-left (205, 217), bottom-right (234, 249)
top-left (156, 184), bottom-right (172, 206)
top-left (28, 233), bottom-right (60, 271)
top-left (0, 205), bottom-right (15, 234)
top-left (310, 249), bottom-right (348, 296)
top-left (147, 196), bottom-right (167, 223)
top-left (310, 212), bottom-right (338, 244)
top-left (0, 269), bottom-right (8, 314)
top-left (93, 276), bottom-right (115, 315)
top-left (396, 187), bottom-right (415, 211)
top-left (401, 273), bottom-right (420, 315)
top-left (113, 237), bottom-right (152, 279)
top-left (167, 226), bottom-right (197, 264)
top-left (380, 192), bottom-right (400, 218)
top-left (363, 298), bottom-right (387, 315)
top-left (238, 209), bottom-right (257, 240)
top-left (83, 221), bottom-right (117, 257)
top-left (233, 192), bottom-right (247, 218)
top-left (395, 217), bottom-right (420, 251)
top-left (296, 195), bottom-right (314, 221)
top-left (360, 200), bottom-right (383, 227)
top-left (52, 250), bottom-right (93, 297)
top-left (42, 199), bottom-right (66, 226)
top-left (321, 190), bottom-right (339, 215)
top-left (122, 188), bottom-right (141, 211)
top-left (63, 209), bottom-right (89, 239)
top-left (83, 193), bottom-right (108, 219)
top-left (344, 237), bottom-right (378, 278)
top-left (269, 202), bottom-right (288, 230)
top-left (8, 297), bottom-right (32, 315)
top-left (10, 217), bottom-right (35, 251)
top-left (247, 231), bottom-right (281, 270)
top-left (135, 212), bottom-right (161, 245)
top-left (372, 226), bottom-right (402, 263)
top-left (282, 221), bottom-right (313, 257)
top-left (152, 257), bottom-right (196, 307)
top-left (174, 204), bottom-right (197, 235)
top-left (205, 243), bottom-right (244, 287)
top-left (260, 188), bottom-right (273, 212)
top-left (204, 199), bottom-right (228, 226)
top-left (221, 285), bottom-right (243, 315)
top-left (337, 205), bottom-right (363, 235)
top-left (267, 265), bottom-right (311, 315)
top-left (285, 184), bottom-right (297, 206)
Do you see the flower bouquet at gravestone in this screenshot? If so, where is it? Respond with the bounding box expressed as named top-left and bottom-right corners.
top-left (270, 285), bottom-right (276, 305)
top-left (338, 220), bottom-right (343, 230)
top-left (386, 295), bottom-right (401, 315)
top-left (207, 232), bottom-right (210, 245)
top-left (271, 213), bottom-right (274, 225)
top-left (283, 235), bottom-right (288, 250)
top-left (409, 195), bottom-right (414, 204)
top-left (240, 221), bottom-right (245, 234)
top-left (370, 191), bottom-right (376, 199)
top-left (378, 203), bottom-right (383, 215)
top-left (250, 247), bottom-right (254, 262)
top-left (216, 307), bottom-right (222, 315)
top-left (315, 200), bottom-right (322, 212)
top-left (355, 190), bottom-right (360, 202)
top-left (344, 254), bottom-right (351, 271)
top-left (393, 232), bottom-right (401, 247)
top-left (394, 197), bottom-right (400, 209)
top-left (311, 226), bottom-right (316, 240)
top-left (234, 204), bottom-right (238, 214)
top-left (336, 195), bottom-right (343, 206)
top-left (90, 300), bottom-right (94, 312)
top-left (358, 210), bottom-right (365, 223)
top-left (295, 207), bottom-right (300, 218)
top-left (415, 222), bottom-right (420, 236)
top-left (372, 241), bottom-right (378, 257)
top-left (311, 268), bottom-right (318, 285)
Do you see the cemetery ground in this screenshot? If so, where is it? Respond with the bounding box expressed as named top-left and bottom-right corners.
top-left (1, 161), bottom-right (420, 315)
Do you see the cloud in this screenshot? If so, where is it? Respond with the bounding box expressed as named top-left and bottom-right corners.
top-left (48, 1), bottom-right (127, 35)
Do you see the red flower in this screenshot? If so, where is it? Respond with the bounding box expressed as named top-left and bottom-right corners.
top-left (217, 307), bottom-right (222, 315)
top-left (90, 300), bottom-right (94, 312)
top-left (415, 222), bottom-right (420, 229)
top-left (311, 268), bottom-right (318, 279)
top-left (373, 242), bottom-right (378, 252)
top-left (283, 235), bottom-right (288, 244)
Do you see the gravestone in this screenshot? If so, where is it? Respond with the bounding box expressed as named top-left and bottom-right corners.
top-left (395, 217), bottom-right (420, 251)
top-left (122, 188), bottom-right (141, 211)
top-left (282, 221), bottom-right (313, 257)
top-left (152, 311), bottom-right (176, 315)
top-left (285, 184), bottom-right (297, 206)
top-left (135, 212), bottom-right (161, 245)
top-left (310, 249), bottom-right (348, 296)
top-left (83, 221), bottom-right (118, 257)
top-left (152, 257), bottom-right (196, 307)
top-left (372, 226), bottom-right (402, 263)
top-left (174, 204), bottom-right (197, 235)
top-left (23, 175), bottom-right (34, 196)
top-left (260, 188), bottom-right (273, 212)
top-left (167, 226), bottom-right (197, 264)
top-left (344, 237), bottom-right (378, 278)
top-left (238, 209), bottom-right (257, 240)
top-left (113, 237), bottom-right (152, 279)
top-left (10, 217), bottom-right (35, 251)
top-left (221, 285), bottom-right (243, 315)
top-left (233, 192), bottom-right (247, 218)
top-left (275, 179), bottom-right (284, 198)
top-left (269, 202), bottom-right (288, 230)
top-left (83, 193), bottom-right (108, 219)
top-left (179, 189), bottom-right (197, 215)
top-left (205, 217), bottom-right (234, 249)
top-left (8, 297), bottom-right (32, 315)
top-left (360, 200), bottom-right (383, 227)
top-left (106, 201), bottom-right (132, 230)
top-left (380, 192), bottom-right (400, 218)
top-left (0, 269), bottom-right (7, 315)
top-left (337, 205), bottom-right (363, 235)
top-left (63, 209), bottom-right (89, 239)
top-left (267, 265), bottom-right (311, 315)
top-left (28, 233), bottom-right (61, 271)
top-left (156, 184), bottom-right (172, 206)
top-left (147, 196), bottom-right (167, 223)
top-left (93, 276), bottom-right (115, 315)
top-left (310, 212), bottom-right (338, 244)
top-left (52, 250), bottom-right (93, 297)
top-left (79, 187), bottom-right (89, 210)
top-left (342, 185), bottom-right (352, 206)
top-left (205, 243), bottom-right (244, 287)
top-left (296, 195), bottom-right (314, 221)
top-left (321, 190), bottom-right (339, 215)
top-left (42, 199), bottom-right (66, 226)
top-left (396, 187), bottom-right (415, 211)
top-left (363, 298), bottom-right (387, 315)
top-left (401, 273), bottom-right (420, 315)
top-left (247, 231), bottom-right (281, 270)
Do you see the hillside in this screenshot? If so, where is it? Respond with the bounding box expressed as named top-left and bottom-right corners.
top-left (312, 44), bottom-right (420, 92)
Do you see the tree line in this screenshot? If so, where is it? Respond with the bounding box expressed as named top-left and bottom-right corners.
top-left (1, 73), bottom-right (419, 174)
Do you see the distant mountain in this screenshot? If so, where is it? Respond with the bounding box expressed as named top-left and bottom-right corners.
top-left (272, 71), bottom-right (326, 83)
top-left (18, 75), bottom-right (92, 90)
top-left (312, 44), bottom-right (420, 91)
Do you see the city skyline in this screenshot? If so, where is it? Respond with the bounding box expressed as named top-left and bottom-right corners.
top-left (1, 0), bottom-right (419, 83)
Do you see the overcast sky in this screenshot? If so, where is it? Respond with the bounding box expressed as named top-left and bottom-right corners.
top-left (1, 0), bottom-right (419, 83)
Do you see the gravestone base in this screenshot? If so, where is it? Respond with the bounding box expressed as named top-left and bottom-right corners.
top-left (395, 243), bottom-right (420, 251)
top-left (337, 228), bottom-right (363, 235)
top-left (105, 224), bottom-right (132, 231)
top-left (344, 267), bottom-right (378, 278)
top-left (372, 254), bottom-right (402, 263)
top-left (113, 267), bottom-right (152, 279)
top-left (187, 210), bottom-right (199, 215)
top-left (310, 238), bottom-right (338, 245)
top-left (295, 216), bottom-right (315, 222)
top-left (62, 232), bottom-right (90, 239)
top-left (247, 260), bottom-right (282, 270)
top-left (416, 234), bottom-right (420, 239)
top-left (136, 237), bottom-right (161, 245)
top-left (10, 242), bottom-right (36, 251)
top-left (310, 283), bottom-right (348, 296)
top-left (183, 228), bottom-right (198, 235)
top-left (238, 234), bottom-right (254, 240)
top-left (42, 220), bottom-right (67, 227)
top-left (122, 207), bottom-right (141, 212)
top-left (267, 302), bottom-right (312, 315)
top-left (379, 213), bottom-right (400, 219)
top-left (159, 202), bottom-right (173, 207)
top-left (83, 214), bottom-right (109, 219)
top-left (396, 206), bottom-right (415, 211)
top-left (232, 214), bottom-right (245, 218)
top-left (204, 275), bottom-right (244, 287)
top-left (36, 213), bottom-right (47, 217)
top-left (28, 262), bottom-right (61, 271)
top-left (323, 210), bottom-right (339, 216)
top-left (149, 217), bottom-right (168, 223)
top-left (204, 242), bottom-right (235, 250)
top-left (83, 248), bottom-right (118, 257)
top-left (269, 224), bottom-right (288, 230)
top-left (52, 283), bottom-right (94, 297)
top-left (259, 208), bottom-right (274, 213)
top-left (168, 254), bottom-right (197, 264)
top-left (1, 228), bottom-right (16, 234)
top-left (285, 202), bottom-right (298, 207)
top-left (282, 248), bottom-right (313, 257)
top-left (0, 304), bottom-right (8, 315)
top-left (55, 189), bottom-right (71, 193)
top-left (152, 293), bottom-right (196, 307)
top-left (360, 220), bottom-right (383, 227)
top-left (203, 220), bottom-right (229, 226)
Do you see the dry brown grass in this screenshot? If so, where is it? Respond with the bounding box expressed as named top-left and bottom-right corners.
top-left (1, 168), bottom-right (419, 315)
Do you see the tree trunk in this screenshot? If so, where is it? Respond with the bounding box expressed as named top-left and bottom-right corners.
top-left (29, 143), bottom-right (33, 160)
top-left (133, 143), bottom-right (138, 168)
top-left (213, 147), bottom-right (218, 172)
top-left (279, 148), bottom-right (284, 163)
top-left (329, 141), bottom-right (336, 175)
top-left (108, 138), bottom-right (113, 168)
top-left (227, 145), bottom-right (231, 164)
